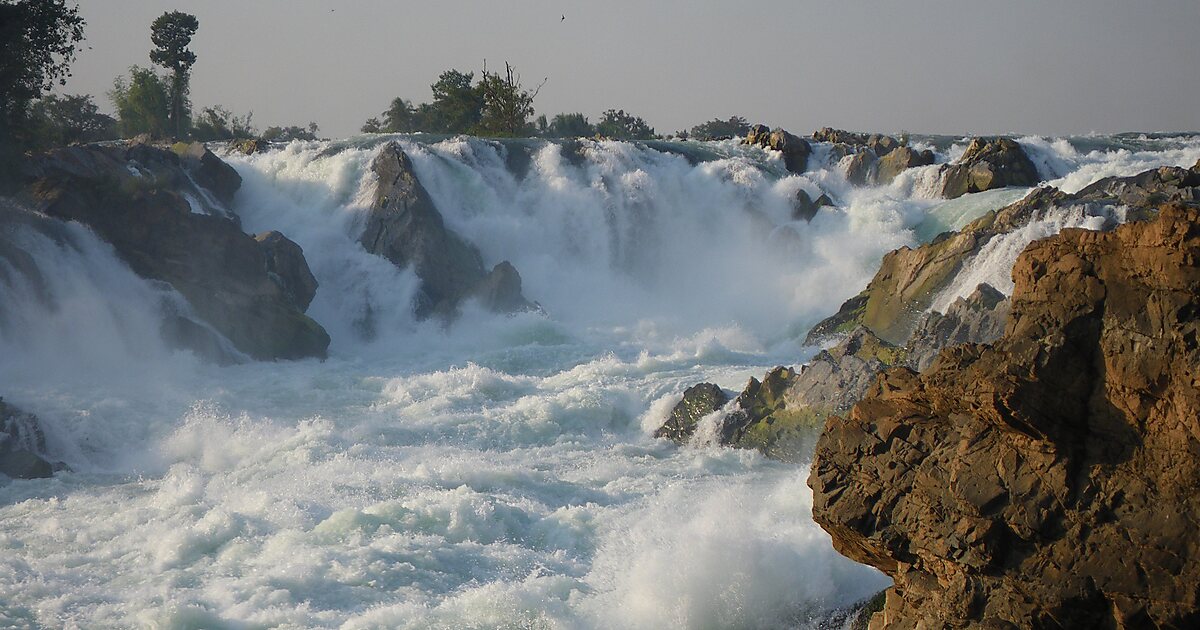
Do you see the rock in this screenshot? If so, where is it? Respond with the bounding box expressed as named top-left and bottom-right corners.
top-left (940, 137), bottom-right (1040, 199)
top-left (791, 189), bottom-right (832, 221)
top-left (907, 283), bottom-right (1009, 371)
top-left (866, 134), bottom-right (900, 157)
top-left (810, 205), bottom-right (1200, 628)
top-left (745, 126), bottom-right (811, 174)
top-left (0, 398), bottom-right (57, 479)
top-left (470, 261), bottom-right (537, 314)
top-left (232, 138), bottom-right (271, 155)
top-left (1076, 164), bottom-right (1200, 221)
top-left (177, 142), bottom-right (242, 207)
top-left (21, 143), bottom-right (330, 360)
top-left (845, 151), bottom-right (876, 186)
top-left (875, 146), bottom-right (936, 185)
top-left (787, 327), bottom-right (908, 414)
top-left (654, 382), bottom-right (729, 443)
top-left (359, 141), bottom-right (534, 319)
top-left (813, 128), bottom-right (869, 145)
top-left (718, 366), bottom-right (814, 461)
top-left (256, 231), bottom-right (318, 311)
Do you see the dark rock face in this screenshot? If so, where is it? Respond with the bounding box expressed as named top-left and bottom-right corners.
top-left (359, 141), bottom-right (533, 319)
top-left (471, 261), bottom-right (536, 314)
top-left (256, 231), bottom-right (318, 311)
top-left (0, 398), bottom-right (58, 479)
top-left (1076, 165), bottom-right (1200, 220)
top-left (791, 189), bottom-right (835, 221)
top-left (875, 147), bottom-right (936, 185)
top-left (20, 143), bottom-right (330, 360)
top-left (718, 366), bottom-right (813, 461)
top-left (810, 205), bottom-right (1200, 629)
top-left (178, 142), bottom-right (242, 207)
top-left (745, 126), bottom-right (812, 174)
top-left (940, 137), bottom-right (1041, 199)
top-left (907, 283), bottom-right (1009, 371)
top-left (653, 382), bottom-right (729, 443)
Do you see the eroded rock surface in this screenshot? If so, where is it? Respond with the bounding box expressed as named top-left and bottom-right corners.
top-left (810, 205), bottom-right (1200, 629)
top-left (940, 137), bottom-right (1041, 199)
top-left (907, 283), bottom-right (1010, 371)
top-left (360, 141), bottom-right (534, 318)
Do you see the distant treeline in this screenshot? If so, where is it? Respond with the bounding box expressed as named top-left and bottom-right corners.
top-left (2, 0), bottom-right (762, 173)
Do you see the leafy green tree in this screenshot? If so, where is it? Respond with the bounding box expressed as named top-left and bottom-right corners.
top-left (361, 117), bottom-right (382, 134)
top-left (149, 11), bottom-right (198, 139)
top-left (380, 97), bottom-right (419, 132)
top-left (190, 105), bottom-right (255, 141)
top-left (429, 69), bottom-right (483, 133)
top-left (596, 109), bottom-right (656, 140)
top-left (689, 116), bottom-right (750, 141)
top-left (0, 0), bottom-right (85, 164)
top-left (109, 66), bottom-right (171, 138)
top-left (26, 93), bottom-right (117, 147)
top-left (546, 113), bottom-right (594, 138)
top-left (476, 62), bottom-right (540, 137)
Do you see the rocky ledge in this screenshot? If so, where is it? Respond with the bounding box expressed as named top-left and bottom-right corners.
top-left (18, 141), bottom-right (330, 361)
top-left (0, 398), bottom-right (63, 479)
top-left (810, 204), bottom-right (1200, 628)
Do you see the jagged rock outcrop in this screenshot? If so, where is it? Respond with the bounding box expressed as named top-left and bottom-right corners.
top-left (177, 141), bottom-right (242, 206)
top-left (745, 125), bottom-right (812, 174)
top-left (845, 151), bottom-right (876, 186)
top-left (907, 283), bottom-right (1009, 371)
top-left (807, 158), bottom-right (1200, 346)
top-left (810, 205), bottom-right (1200, 629)
top-left (718, 366), bottom-right (813, 461)
top-left (875, 146), bottom-right (936, 185)
top-left (359, 141), bottom-right (534, 318)
top-left (0, 398), bottom-right (61, 479)
top-left (813, 128), bottom-right (901, 157)
top-left (256, 230), bottom-right (318, 311)
top-left (940, 137), bottom-right (1041, 199)
top-left (19, 143), bottom-right (330, 360)
top-left (654, 382), bottom-right (729, 443)
top-left (792, 189), bottom-right (835, 221)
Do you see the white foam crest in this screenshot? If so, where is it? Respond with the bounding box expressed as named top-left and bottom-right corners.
top-left (1024, 135), bottom-right (1200, 194)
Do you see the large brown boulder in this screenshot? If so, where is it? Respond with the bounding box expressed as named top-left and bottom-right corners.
top-left (875, 146), bottom-right (936, 185)
top-left (20, 143), bottom-right (330, 361)
top-left (745, 126), bottom-right (812, 174)
top-left (360, 142), bottom-right (534, 318)
top-left (809, 205), bottom-right (1200, 629)
top-left (845, 151), bottom-right (876, 186)
top-left (940, 137), bottom-right (1041, 199)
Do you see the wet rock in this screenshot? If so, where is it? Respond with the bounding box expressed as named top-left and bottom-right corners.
top-left (875, 146), bottom-right (936, 185)
top-left (654, 382), bottom-right (729, 443)
top-left (360, 141), bottom-right (535, 319)
top-left (256, 231), bottom-right (318, 311)
top-left (177, 142), bottom-right (242, 207)
top-left (791, 189), bottom-right (834, 221)
top-left (940, 137), bottom-right (1040, 199)
top-left (810, 205), bottom-right (1200, 628)
top-left (718, 366), bottom-right (811, 461)
top-left (21, 143), bottom-right (330, 360)
top-left (231, 138), bottom-right (271, 155)
top-left (745, 126), bottom-right (811, 174)
top-left (471, 261), bottom-right (537, 314)
top-left (907, 283), bottom-right (1009, 371)
top-left (0, 398), bottom-right (57, 479)
top-left (845, 151), bottom-right (876, 186)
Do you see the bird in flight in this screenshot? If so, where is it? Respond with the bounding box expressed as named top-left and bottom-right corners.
top-left (561, 14), bottom-right (566, 21)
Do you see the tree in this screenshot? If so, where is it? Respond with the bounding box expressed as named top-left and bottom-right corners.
top-left (109, 66), bottom-right (171, 138)
top-left (26, 93), bottom-right (117, 147)
top-left (476, 62), bottom-right (542, 137)
top-left (429, 69), bottom-right (483, 133)
top-left (380, 97), bottom-right (418, 132)
top-left (545, 113), bottom-right (594, 138)
top-left (261, 123), bottom-right (319, 142)
top-left (0, 0), bottom-right (85, 158)
top-left (190, 105), bottom-right (255, 141)
top-left (149, 11), bottom-right (198, 139)
top-left (596, 109), bottom-right (656, 140)
top-left (689, 116), bottom-right (750, 141)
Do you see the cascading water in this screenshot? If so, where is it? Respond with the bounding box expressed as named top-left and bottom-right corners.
top-left (1, 132), bottom-right (1198, 628)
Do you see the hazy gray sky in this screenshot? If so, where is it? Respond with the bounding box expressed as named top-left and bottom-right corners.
top-left (63, 0), bottom-right (1200, 139)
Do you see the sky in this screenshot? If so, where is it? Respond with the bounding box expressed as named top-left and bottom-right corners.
top-left (61, 0), bottom-right (1200, 139)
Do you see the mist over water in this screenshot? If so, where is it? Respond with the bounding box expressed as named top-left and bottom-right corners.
top-left (2, 133), bottom-right (1199, 628)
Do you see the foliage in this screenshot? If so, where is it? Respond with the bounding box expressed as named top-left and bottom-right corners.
top-left (429, 69), bottom-right (483, 133)
top-left (545, 113), bottom-right (594, 138)
top-left (261, 123), bottom-right (319, 142)
top-left (476, 62), bottom-right (542, 137)
top-left (26, 93), bottom-right (117, 147)
top-left (109, 66), bottom-right (171, 138)
top-left (595, 109), bottom-right (656, 140)
top-left (689, 116), bottom-right (750, 141)
top-left (0, 0), bottom-right (86, 167)
top-left (191, 105), bottom-right (255, 141)
top-left (149, 11), bottom-right (198, 138)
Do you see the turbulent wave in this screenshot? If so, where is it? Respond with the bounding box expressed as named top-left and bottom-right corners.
top-left (1, 132), bottom-right (1197, 628)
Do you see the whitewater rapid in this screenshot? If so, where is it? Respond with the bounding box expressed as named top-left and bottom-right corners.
top-left (2, 132), bottom-right (1199, 628)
